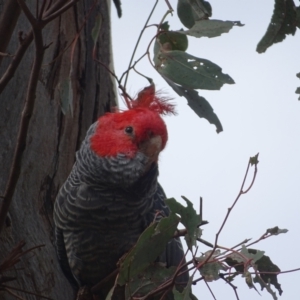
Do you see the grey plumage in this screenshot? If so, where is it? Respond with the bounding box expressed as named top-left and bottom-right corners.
top-left (53, 119), bottom-right (188, 294)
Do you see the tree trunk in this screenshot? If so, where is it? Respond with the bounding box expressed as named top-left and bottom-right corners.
top-left (0, 0), bottom-right (116, 299)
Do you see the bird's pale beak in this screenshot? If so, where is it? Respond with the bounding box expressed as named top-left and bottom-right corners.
top-left (139, 135), bottom-right (163, 164)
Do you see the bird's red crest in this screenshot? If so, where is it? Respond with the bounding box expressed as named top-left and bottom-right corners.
top-left (90, 85), bottom-right (175, 158)
top-left (124, 85), bottom-right (176, 115)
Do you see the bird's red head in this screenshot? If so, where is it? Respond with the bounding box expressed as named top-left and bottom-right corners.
top-left (90, 85), bottom-right (175, 161)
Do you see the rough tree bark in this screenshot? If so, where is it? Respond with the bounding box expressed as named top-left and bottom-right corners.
top-left (0, 0), bottom-right (116, 299)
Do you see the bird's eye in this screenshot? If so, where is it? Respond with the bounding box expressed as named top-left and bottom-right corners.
top-left (124, 126), bottom-right (134, 135)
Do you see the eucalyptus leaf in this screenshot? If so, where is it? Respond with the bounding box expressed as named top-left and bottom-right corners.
top-left (178, 19), bottom-right (243, 38)
top-left (253, 255), bottom-right (283, 296)
top-left (266, 226), bottom-right (288, 235)
top-left (177, 0), bottom-right (212, 29)
top-left (162, 76), bottom-right (223, 133)
top-left (256, 0), bottom-right (297, 53)
top-left (165, 197), bottom-right (201, 249)
top-left (240, 245), bottom-right (265, 263)
top-left (157, 29), bottom-right (189, 51)
top-left (117, 213), bottom-right (180, 286)
top-left (173, 276), bottom-right (195, 300)
top-left (125, 264), bottom-right (177, 299)
top-left (155, 50), bottom-right (234, 90)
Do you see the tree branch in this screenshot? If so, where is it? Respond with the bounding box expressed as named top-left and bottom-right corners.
top-left (17, 0), bottom-right (37, 26)
top-left (0, 0), bottom-right (21, 67)
top-left (0, 1), bottom-right (45, 233)
top-left (0, 0), bottom-right (80, 95)
top-left (123, 0), bottom-right (159, 89)
top-left (42, 0), bottom-right (80, 24)
top-left (0, 31), bottom-right (34, 94)
top-left (214, 154), bottom-right (259, 248)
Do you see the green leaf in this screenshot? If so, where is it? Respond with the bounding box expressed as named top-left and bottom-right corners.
top-left (117, 213), bottom-right (180, 286)
top-left (197, 250), bottom-right (227, 282)
top-left (155, 50), bottom-right (234, 90)
top-left (125, 264), bottom-right (177, 299)
top-left (225, 248), bottom-right (282, 296)
top-left (162, 76), bottom-right (223, 133)
top-left (266, 226), bottom-right (288, 235)
top-left (177, 0), bottom-right (212, 29)
top-left (91, 14), bottom-right (102, 45)
top-left (253, 254), bottom-right (283, 296)
top-left (244, 271), bottom-right (258, 290)
top-left (240, 245), bottom-right (265, 263)
top-left (178, 19), bottom-right (244, 38)
top-left (165, 197), bottom-right (201, 249)
top-left (256, 0), bottom-right (297, 53)
top-left (226, 246), bottom-right (265, 268)
top-left (157, 29), bottom-right (189, 52)
top-left (160, 21), bottom-right (170, 31)
top-left (199, 261), bottom-right (223, 282)
top-left (173, 276), bottom-right (195, 300)
top-left (225, 256), bottom-right (244, 273)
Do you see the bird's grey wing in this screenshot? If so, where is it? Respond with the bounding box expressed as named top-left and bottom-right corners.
top-left (54, 171), bottom-right (86, 286)
top-left (54, 221), bottom-right (79, 287)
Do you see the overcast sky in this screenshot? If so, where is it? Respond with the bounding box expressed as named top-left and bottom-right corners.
top-left (111, 1), bottom-right (300, 299)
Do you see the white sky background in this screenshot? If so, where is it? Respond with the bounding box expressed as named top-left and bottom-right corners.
top-left (111, 1), bottom-right (300, 299)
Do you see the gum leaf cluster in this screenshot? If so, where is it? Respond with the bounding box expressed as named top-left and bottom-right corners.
top-left (226, 245), bottom-right (283, 298)
top-left (153, 0), bottom-right (242, 133)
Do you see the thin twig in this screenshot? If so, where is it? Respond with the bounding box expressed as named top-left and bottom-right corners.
top-left (2, 285), bottom-right (53, 300)
top-left (123, 0), bottom-right (159, 89)
top-left (4, 288), bottom-right (25, 300)
top-left (43, 0), bottom-right (75, 18)
top-left (38, 0), bottom-right (48, 20)
top-left (164, 0), bottom-right (173, 11)
top-left (204, 280), bottom-right (217, 300)
top-left (190, 155), bottom-right (259, 282)
top-left (0, 31), bottom-right (34, 94)
top-left (0, 52), bottom-right (14, 57)
top-left (196, 238), bottom-right (214, 248)
top-left (219, 275), bottom-right (240, 300)
top-left (159, 287), bottom-right (171, 300)
top-left (199, 197), bottom-right (203, 220)
top-left (42, 0), bottom-right (80, 24)
top-left (244, 231), bottom-right (274, 249)
top-left (119, 53), bottom-right (147, 83)
top-left (239, 267), bottom-right (300, 276)
top-left (215, 155), bottom-right (259, 248)
top-left (17, 0), bottom-right (36, 26)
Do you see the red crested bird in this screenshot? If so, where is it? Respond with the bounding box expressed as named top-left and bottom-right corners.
top-left (53, 86), bottom-right (188, 297)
